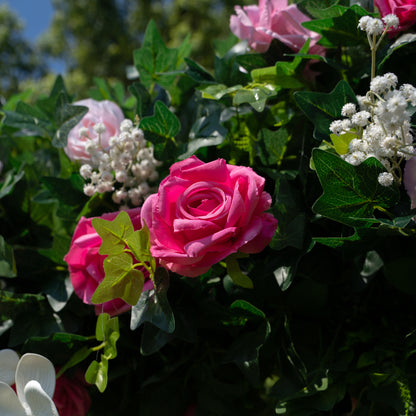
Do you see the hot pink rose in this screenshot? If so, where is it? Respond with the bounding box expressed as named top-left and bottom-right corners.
top-left (64, 98), bottom-right (124, 162)
top-left (375, 0), bottom-right (416, 33)
top-left (64, 208), bottom-right (153, 316)
top-left (230, 0), bottom-right (323, 54)
top-left (141, 156), bottom-right (277, 278)
top-left (53, 372), bottom-right (91, 416)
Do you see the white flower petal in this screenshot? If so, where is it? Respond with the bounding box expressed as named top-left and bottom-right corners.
top-left (15, 353), bottom-right (56, 409)
top-left (23, 380), bottom-right (59, 416)
top-left (0, 381), bottom-right (26, 416)
top-left (0, 349), bottom-right (19, 385)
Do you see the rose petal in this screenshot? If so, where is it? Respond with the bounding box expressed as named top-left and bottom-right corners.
top-left (23, 380), bottom-right (59, 416)
top-left (0, 382), bottom-right (26, 416)
top-left (0, 349), bottom-right (19, 386)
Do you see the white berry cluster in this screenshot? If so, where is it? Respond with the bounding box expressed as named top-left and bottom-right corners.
top-left (358, 14), bottom-right (399, 36)
top-left (79, 119), bottom-right (161, 206)
top-left (330, 72), bottom-right (416, 186)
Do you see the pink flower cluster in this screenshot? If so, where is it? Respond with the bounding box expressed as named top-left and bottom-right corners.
top-left (230, 0), bottom-right (323, 54)
top-left (375, 0), bottom-right (416, 33)
top-left (65, 157), bottom-right (277, 314)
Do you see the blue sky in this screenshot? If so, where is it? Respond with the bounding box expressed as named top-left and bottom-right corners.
top-left (1, 0), bottom-right (64, 72)
top-left (2, 0), bottom-right (54, 41)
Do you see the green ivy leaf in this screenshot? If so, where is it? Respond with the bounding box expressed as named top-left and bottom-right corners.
top-left (139, 101), bottom-right (180, 160)
top-left (302, 5), bottom-right (369, 47)
top-left (294, 80), bottom-right (357, 141)
top-left (91, 211), bottom-right (134, 256)
top-left (128, 82), bottom-right (151, 118)
top-left (312, 149), bottom-right (400, 227)
top-left (53, 101), bottom-right (88, 148)
top-left (91, 253), bottom-right (145, 306)
top-left (125, 224), bottom-right (154, 267)
top-left (330, 132), bottom-right (357, 155)
top-left (225, 255), bottom-right (253, 289)
top-left (233, 84), bottom-right (278, 112)
top-left (85, 357), bottom-right (108, 393)
top-left (130, 267), bottom-right (175, 334)
top-left (257, 127), bottom-right (290, 166)
top-left (133, 20), bottom-right (191, 91)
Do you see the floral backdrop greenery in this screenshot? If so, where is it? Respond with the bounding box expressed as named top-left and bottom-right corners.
top-left (1, 0), bottom-right (416, 415)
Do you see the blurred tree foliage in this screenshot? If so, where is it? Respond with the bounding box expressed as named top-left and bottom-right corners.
top-left (33, 0), bottom-right (252, 96)
top-left (0, 4), bottom-right (46, 99)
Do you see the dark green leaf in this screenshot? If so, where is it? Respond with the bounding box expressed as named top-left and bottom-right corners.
top-left (312, 149), bottom-right (400, 227)
top-left (130, 267), bottom-right (175, 334)
top-left (294, 80), bottom-right (357, 141)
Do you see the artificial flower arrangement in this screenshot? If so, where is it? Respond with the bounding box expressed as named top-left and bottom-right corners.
top-left (2, 0), bottom-right (416, 414)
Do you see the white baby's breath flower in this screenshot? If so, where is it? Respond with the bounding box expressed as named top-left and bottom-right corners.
top-left (351, 111), bottom-right (371, 127)
top-left (341, 103), bottom-right (356, 117)
top-left (83, 183), bottom-right (96, 196)
top-left (366, 17), bottom-right (384, 35)
top-left (378, 172), bottom-right (394, 186)
top-left (78, 127), bottom-right (89, 138)
top-left (330, 120), bottom-right (344, 135)
top-left (382, 14), bottom-right (399, 30)
top-left (93, 122), bottom-right (106, 134)
top-left (80, 164), bottom-right (92, 179)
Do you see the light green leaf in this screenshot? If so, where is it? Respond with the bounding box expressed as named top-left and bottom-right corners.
top-left (0, 236), bottom-right (16, 278)
top-left (85, 357), bottom-right (108, 393)
top-left (225, 256), bottom-right (253, 289)
top-left (91, 211), bottom-right (134, 255)
top-left (330, 132), bottom-right (357, 155)
top-left (91, 253), bottom-right (145, 306)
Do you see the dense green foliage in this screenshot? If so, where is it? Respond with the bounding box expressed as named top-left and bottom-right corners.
top-left (2, 0), bottom-right (416, 415)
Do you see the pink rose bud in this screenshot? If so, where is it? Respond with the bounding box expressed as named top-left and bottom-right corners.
top-left (64, 98), bottom-right (124, 162)
top-left (375, 0), bottom-right (416, 33)
top-left (141, 156), bottom-right (278, 278)
top-left (64, 208), bottom-right (154, 316)
top-left (230, 0), bottom-right (324, 54)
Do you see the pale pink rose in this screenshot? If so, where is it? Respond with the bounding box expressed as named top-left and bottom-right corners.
top-left (404, 156), bottom-right (416, 209)
top-left (230, 0), bottom-right (323, 54)
top-left (141, 156), bottom-right (278, 278)
top-left (53, 372), bottom-right (91, 416)
top-left (375, 0), bottom-right (416, 33)
top-left (64, 208), bottom-right (154, 316)
top-left (64, 98), bottom-right (124, 162)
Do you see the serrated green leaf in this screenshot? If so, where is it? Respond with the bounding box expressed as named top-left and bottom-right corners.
top-left (294, 80), bottom-right (357, 141)
top-left (312, 149), bottom-right (400, 226)
top-left (91, 211), bottom-right (134, 255)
